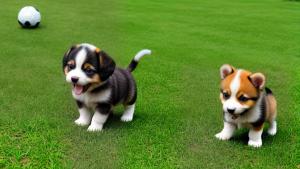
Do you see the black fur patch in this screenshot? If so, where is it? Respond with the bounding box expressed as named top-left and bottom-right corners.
top-left (127, 89), bottom-right (137, 105)
top-left (76, 100), bottom-right (84, 108)
top-left (128, 60), bottom-right (138, 72)
top-left (109, 68), bottom-right (134, 105)
top-left (265, 87), bottom-right (273, 95)
top-left (88, 68), bottom-right (137, 106)
top-left (97, 51), bottom-right (116, 81)
top-left (62, 46), bottom-right (81, 71)
top-left (81, 47), bottom-right (100, 78)
top-left (96, 103), bottom-right (112, 114)
top-left (90, 81), bottom-right (110, 93)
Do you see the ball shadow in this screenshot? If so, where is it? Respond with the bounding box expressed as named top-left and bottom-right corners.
top-left (18, 24), bottom-right (45, 30)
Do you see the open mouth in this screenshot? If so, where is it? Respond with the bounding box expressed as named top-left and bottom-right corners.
top-left (73, 84), bottom-right (90, 95)
top-left (230, 109), bottom-right (249, 119)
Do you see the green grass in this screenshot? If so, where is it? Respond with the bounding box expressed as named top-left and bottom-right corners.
top-left (0, 0), bottom-right (300, 168)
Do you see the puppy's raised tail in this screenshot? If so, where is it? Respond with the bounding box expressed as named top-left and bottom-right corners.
top-left (127, 49), bottom-right (151, 72)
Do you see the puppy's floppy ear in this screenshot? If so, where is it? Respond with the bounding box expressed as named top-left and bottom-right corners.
top-left (220, 64), bottom-right (235, 79)
top-left (62, 45), bottom-right (77, 71)
top-left (97, 50), bottom-right (116, 81)
top-left (249, 73), bottom-right (265, 90)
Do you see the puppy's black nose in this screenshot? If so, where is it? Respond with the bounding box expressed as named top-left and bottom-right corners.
top-left (227, 108), bottom-right (235, 114)
top-left (71, 77), bottom-right (79, 83)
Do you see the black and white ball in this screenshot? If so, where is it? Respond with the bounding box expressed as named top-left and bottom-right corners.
top-left (18, 6), bottom-right (41, 28)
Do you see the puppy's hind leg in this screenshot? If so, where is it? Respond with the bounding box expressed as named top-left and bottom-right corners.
top-left (121, 104), bottom-right (135, 122)
top-left (121, 73), bottom-right (137, 122)
top-left (268, 120), bottom-right (277, 136)
top-left (266, 93), bottom-right (277, 136)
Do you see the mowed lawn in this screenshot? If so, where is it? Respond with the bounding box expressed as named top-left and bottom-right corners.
top-left (0, 0), bottom-right (300, 168)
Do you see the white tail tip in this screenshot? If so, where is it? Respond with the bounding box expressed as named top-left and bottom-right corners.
top-left (134, 49), bottom-right (151, 61)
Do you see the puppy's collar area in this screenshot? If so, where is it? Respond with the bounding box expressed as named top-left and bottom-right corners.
top-left (89, 80), bottom-right (110, 93)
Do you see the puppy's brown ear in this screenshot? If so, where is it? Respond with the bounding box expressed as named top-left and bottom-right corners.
top-left (249, 73), bottom-right (265, 90)
top-left (62, 45), bottom-right (77, 72)
top-left (220, 64), bottom-right (235, 79)
top-left (97, 50), bottom-right (116, 81)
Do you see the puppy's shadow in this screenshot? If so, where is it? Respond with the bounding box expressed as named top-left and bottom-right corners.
top-left (104, 111), bottom-right (140, 130)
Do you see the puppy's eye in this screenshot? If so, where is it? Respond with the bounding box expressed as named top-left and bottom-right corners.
top-left (222, 92), bottom-right (230, 100)
top-left (68, 64), bottom-right (75, 70)
top-left (85, 68), bottom-right (95, 75)
top-left (238, 95), bottom-right (249, 102)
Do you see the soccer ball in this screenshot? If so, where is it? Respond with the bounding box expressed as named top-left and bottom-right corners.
top-left (18, 6), bottom-right (41, 28)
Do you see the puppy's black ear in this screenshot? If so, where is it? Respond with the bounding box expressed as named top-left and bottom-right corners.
top-left (220, 64), bottom-right (235, 79)
top-left (97, 50), bottom-right (116, 81)
top-left (62, 45), bottom-right (77, 72)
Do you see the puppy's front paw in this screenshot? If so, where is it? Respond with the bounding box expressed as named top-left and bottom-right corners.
top-left (248, 140), bottom-right (262, 148)
top-left (87, 124), bottom-right (103, 132)
top-left (215, 132), bottom-right (231, 140)
top-left (74, 118), bottom-right (90, 126)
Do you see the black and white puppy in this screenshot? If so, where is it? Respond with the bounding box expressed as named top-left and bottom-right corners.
top-left (63, 43), bottom-right (151, 131)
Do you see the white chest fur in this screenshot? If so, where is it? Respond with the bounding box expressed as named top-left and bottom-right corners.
top-left (72, 88), bottom-right (112, 109)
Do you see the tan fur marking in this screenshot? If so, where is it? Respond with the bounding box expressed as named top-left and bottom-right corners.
top-left (221, 72), bottom-right (237, 92)
top-left (67, 60), bottom-right (75, 65)
top-left (237, 71), bottom-right (259, 106)
top-left (87, 78), bottom-right (105, 92)
top-left (100, 56), bottom-right (104, 66)
top-left (265, 95), bottom-right (277, 122)
top-left (100, 55), bottom-right (112, 66)
top-left (64, 60), bottom-right (75, 75)
top-left (220, 72), bottom-right (236, 101)
top-left (64, 67), bottom-right (68, 75)
top-left (89, 74), bottom-right (101, 84)
top-left (83, 63), bottom-right (95, 70)
top-left (95, 48), bottom-right (101, 53)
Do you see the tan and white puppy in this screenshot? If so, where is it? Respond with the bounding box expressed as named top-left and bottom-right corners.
top-left (215, 64), bottom-right (277, 148)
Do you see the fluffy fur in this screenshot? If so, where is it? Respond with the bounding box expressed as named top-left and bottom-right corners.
top-left (63, 43), bottom-right (151, 131)
top-left (215, 64), bottom-right (277, 148)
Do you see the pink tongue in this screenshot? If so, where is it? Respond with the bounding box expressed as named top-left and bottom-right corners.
top-left (74, 85), bottom-right (84, 95)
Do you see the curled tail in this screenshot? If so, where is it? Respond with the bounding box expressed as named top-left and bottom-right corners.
top-left (128, 49), bottom-right (151, 72)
